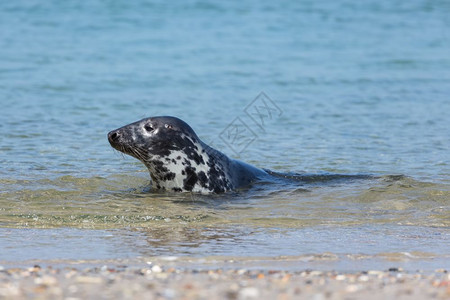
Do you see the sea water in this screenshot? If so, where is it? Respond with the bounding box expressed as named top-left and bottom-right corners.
top-left (0, 0), bottom-right (449, 271)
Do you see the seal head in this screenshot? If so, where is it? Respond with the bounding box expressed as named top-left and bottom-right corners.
top-left (108, 116), bottom-right (265, 193)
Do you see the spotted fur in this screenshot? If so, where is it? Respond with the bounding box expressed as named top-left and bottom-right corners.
top-left (108, 116), bottom-right (267, 193)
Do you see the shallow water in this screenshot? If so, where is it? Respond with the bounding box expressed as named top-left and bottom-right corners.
top-left (0, 0), bottom-right (449, 270)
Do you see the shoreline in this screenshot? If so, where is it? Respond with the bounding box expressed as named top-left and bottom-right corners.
top-left (1, 261), bottom-right (449, 299)
top-left (2, 252), bottom-right (449, 273)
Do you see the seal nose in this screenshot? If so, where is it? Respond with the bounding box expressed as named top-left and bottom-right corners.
top-left (108, 130), bottom-right (120, 143)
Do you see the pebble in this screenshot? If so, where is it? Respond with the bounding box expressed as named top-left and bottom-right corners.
top-left (75, 276), bottom-right (103, 284)
top-left (239, 287), bottom-right (259, 299)
top-left (368, 270), bottom-right (384, 276)
top-left (388, 267), bottom-right (403, 272)
top-left (346, 284), bottom-right (360, 293)
top-left (310, 271), bottom-right (323, 276)
top-left (335, 274), bottom-right (346, 281)
top-left (237, 269), bottom-right (247, 275)
top-left (151, 265), bottom-right (162, 273)
top-left (161, 256), bottom-right (178, 261)
top-left (29, 265), bottom-right (41, 273)
top-left (358, 275), bottom-right (369, 282)
top-left (34, 276), bottom-right (57, 286)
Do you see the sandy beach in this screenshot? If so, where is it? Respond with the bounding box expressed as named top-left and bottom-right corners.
top-left (1, 262), bottom-right (449, 300)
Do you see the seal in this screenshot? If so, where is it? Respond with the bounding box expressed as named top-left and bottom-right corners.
top-left (108, 116), bottom-right (268, 193)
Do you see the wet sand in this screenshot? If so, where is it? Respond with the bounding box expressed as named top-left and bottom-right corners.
top-left (1, 262), bottom-right (449, 299)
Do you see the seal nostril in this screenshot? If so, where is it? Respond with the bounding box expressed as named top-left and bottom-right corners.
top-left (108, 131), bottom-right (119, 141)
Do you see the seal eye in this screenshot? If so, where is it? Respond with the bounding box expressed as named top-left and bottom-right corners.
top-left (144, 124), bottom-right (154, 132)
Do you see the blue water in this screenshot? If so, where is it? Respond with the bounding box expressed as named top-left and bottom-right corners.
top-left (0, 0), bottom-right (449, 270)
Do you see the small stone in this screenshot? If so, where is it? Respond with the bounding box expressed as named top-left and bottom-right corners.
top-left (239, 287), bottom-right (259, 299)
top-left (335, 275), bottom-right (346, 281)
top-left (161, 256), bottom-right (178, 261)
top-left (34, 276), bottom-right (57, 286)
top-left (358, 275), bottom-right (369, 282)
top-left (156, 273), bottom-right (168, 279)
top-left (368, 270), bottom-right (384, 276)
top-left (29, 265), bottom-right (41, 273)
top-left (388, 267), bottom-right (403, 272)
top-left (151, 265), bottom-right (162, 273)
top-left (76, 276), bottom-right (103, 284)
top-left (346, 284), bottom-right (360, 293)
top-left (237, 269), bottom-right (246, 275)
